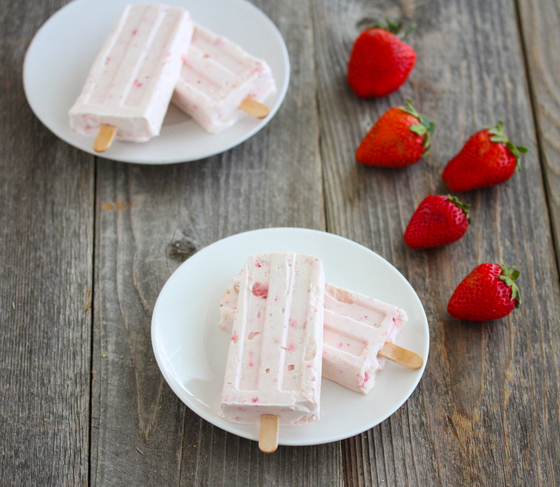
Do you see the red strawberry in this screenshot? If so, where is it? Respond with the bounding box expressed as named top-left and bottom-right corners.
top-left (356, 98), bottom-right (435, 167)
top-left (448, 264), bottom-right (521, 321)
top-left (348, 20), bottom-right (416, 97)
top-left (442, 122), bottom-right (528, 191)
top-left (404, 195), bottom-right (470, 249)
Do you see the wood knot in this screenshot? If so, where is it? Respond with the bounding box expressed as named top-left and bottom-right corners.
top-left (167, 238), bottom-right (198, 263)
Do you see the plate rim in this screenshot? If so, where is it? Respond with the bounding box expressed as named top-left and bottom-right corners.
top-left (151, 227), bottom-right (430, 446)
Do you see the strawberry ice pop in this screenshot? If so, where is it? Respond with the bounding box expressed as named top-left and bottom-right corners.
top-left (220, 253), bottom-right (324, 438)
top-left (171, 24), bottom-right (276, 133)
top-left (321, 284), bottom-right (407, 394)
top-left (69, 4), bottom-right (194, 151)
top-left (220, 274), bottom-right (416, 394)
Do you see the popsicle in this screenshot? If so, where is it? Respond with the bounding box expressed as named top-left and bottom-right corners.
top-left (220, 274), bottom-right (421, 394)
top-left (69, 4), bottom-right (194, 151)
top-left (220, 253), bottom-right (324, 452)
top-left (321, 284), bottom-right (409, 394)
top-left (172, 24), bottom-right (276, 133)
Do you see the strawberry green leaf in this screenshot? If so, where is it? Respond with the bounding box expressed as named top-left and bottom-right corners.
top-left (487, 121), bottom-right (506, 138)
top-left (428, 122), bottom-right (436, 137)
top-left (400, 98), bottom-right (420, 118)
top-left (374, 18), bottom-right (402, 35)
top-left (447, 195), bottom-right (471, 222)
top-left (373, 18), bottom-right (414, 39)
top-left (410, 124), bottom-right (427, 136)
top-left (490, 134), bottom-right (508, 143)
top-left (418, 115), bottom-right (430, 127)
top-left (498, 264), bottom-right (521, 308)
top-left (487, 121), bottom-right (527, 165)
top-left (399, 99), bottom-right (435, 154)
top-left (506, 141), bottom-right (528, 161)
top-left (402, 23), bottom-right (416, 40)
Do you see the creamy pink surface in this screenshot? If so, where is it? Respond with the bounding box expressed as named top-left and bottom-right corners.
top-left (220, 277), bottom-right (407, 394)
top-left (220, 253), bottom-right (324, 425)
top-left (69, 4), bottom-right (193, 142)
top-left (172, 24), bottom-right (276, 133)
top-left (322, 284), bottom-right (406, 394)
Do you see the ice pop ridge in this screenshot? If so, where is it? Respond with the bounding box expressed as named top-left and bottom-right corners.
top-left (220, 253), bottom-right (324, 425)
top-left (220, 276), bottom-right (407, 394)
top-left (69, 4), bottom-right (194, 142)
top-left (172, 24), bottom-right (276, 133)
top-left (322, 284), bottom-right (406, 394)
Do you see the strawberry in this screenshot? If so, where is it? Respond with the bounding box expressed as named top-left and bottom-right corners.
top-left (404, 195), bottom-right (470, 249)
top-left (448, 264), bottom-right (521, 321)
top-left (442, 121), bottom-right (528, 191)
top-left (356, 98), bottom-right (435, 167)
top-left (348, 20), bottom-right (416, 97)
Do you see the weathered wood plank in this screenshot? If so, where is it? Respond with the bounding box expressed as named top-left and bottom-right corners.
top-left (0, 1), bottom-right (94, 485)
top-left (517, 0), bottom-right (560, 275)
top-left (91, 0), bottom-right (344, 485)
top-left (312, 0), bottom-right (560, 486)
top-left (3, 0), bottom-right (558, 485)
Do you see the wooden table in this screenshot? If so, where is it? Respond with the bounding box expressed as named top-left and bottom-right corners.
top-left (2, 0), bottom-right (559, 485)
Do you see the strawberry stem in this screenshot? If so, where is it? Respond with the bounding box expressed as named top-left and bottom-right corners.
top-left (373, 18), bottom-right (415, 40)
top-left (403, 23), bottom-right (416, 41)
top-left (446, 195), bottom-right (471, 222)
top-left (400, 99), bottom-right (436, 155)
top-left (498, 264), bottom-right (521, 308)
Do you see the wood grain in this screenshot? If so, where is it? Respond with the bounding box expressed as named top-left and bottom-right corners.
top-left (311, 0), bottom-right (560, 485)
top-left (1, 0), bottom-right (560, 485)
top-left (517, 0), bottom-right (560, 273)
top-left (0, 1), bottom-right (94, 485)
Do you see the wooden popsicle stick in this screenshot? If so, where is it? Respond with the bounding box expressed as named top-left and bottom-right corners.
top-left (93, 124), bottom-right (117, 153)
top-left (259, 414), bottom-right (279, 453)
top-left (239, 98), bottom-right (270, 119)
top-left (378, 342), bottom-right (423, 370)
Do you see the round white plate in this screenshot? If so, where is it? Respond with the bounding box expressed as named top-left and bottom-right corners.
top-left (23, 0), bottom-right (290, 164)
top-left (152, 228), bottom-right (429, 446)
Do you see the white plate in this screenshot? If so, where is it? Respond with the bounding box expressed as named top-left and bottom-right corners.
top-left (23, 0), bottom-right (290, 164)
top-left (152, 228), bottom-right (429, 446)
